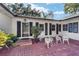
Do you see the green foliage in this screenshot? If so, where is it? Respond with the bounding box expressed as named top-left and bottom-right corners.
top-left (6, 34), bottom-right (18, 47)
top-left (7, 3), bottom-right (53, 19)
top-left (0, 32), bottom-right (8, 46)
top-left (0, 31), bottom-right (17, 47)
top-left (7, 3), bottom-right (41, 17)
top-left (7, 34), bottom-right (15, 40)
top-left (31, 26), bottom-right (41, 38)
top-left (64, 3), bottom-right (79, 14)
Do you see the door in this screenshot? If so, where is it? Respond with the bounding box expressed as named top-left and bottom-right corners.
top-left (56, 24), bottom-right (58, 34)
top-left (29, 22), bottom-right (33, 36)
top-left (17, 21), bottom-right (21, 37)
top-left (22, 23), bottom-right (29, 37)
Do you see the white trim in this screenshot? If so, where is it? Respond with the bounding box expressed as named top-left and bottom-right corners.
top-left (18, 36), bottom-right (34, 39)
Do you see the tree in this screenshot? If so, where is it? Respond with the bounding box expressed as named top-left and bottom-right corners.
top-left (8, 3), bottom-right (24, 15)
top-left (64, 3), bottom-right (79, 14)
top-left (31, 26), bottom-right (41, 43)
top-left (7, 3), bottom-right (53, 19)
top-left (26, 4), bottom-right (32, 16)
top-left (42, 12), bottom-right (48, 19)
top-left (47, 11), bottom-right (53, 19)
top-left (31, 26), bottom-right (41, 38)
top-left (48, 11), bottom-right (53, 17)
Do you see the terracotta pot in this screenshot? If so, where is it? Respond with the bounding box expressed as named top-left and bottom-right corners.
top-left (35, 38), bottom-right (39, 43)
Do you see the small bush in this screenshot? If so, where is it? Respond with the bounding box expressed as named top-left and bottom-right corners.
top-left (6, 34), bottom-right (18, 47)
top-left (31, 26), bottom-right (41, 38)
top-left (0, 32), bottom-right (8, 47)
top-left (0, 31), bottom-right (17, 47)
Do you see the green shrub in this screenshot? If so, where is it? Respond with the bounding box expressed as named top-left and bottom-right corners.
top-left (0, 31), bottom-right (17, 47)
top-left (6, 34), bottom-right (18, 47)
top-left (0, 32), bottom-right (8, 46)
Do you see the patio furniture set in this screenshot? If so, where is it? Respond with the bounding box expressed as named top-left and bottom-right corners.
top-left (38, 32), bottom-right (70, 48)
top-left (19, 32), bottom-right (70, 49)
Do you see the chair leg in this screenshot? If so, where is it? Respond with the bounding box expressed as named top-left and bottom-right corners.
top-left (47, 43), bottom-right (49, 48)
top-left (56, 40), bottom-right (58, 44)
top-left (60, 40), bottom-right (62, 43)
top-left (67, 40), bottom-right (69, 45)
top-left (63, 40), bottom-right (64, 44)
top-left (63, 39), bottom-right (69, 45)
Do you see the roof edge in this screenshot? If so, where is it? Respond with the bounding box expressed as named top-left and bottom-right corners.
top-left (0, 3), bottom-right (15, 16)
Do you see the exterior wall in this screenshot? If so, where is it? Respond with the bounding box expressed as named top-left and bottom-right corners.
top-left (1, 4), bottom-right (79, 40)
top-left (1, 7), bottom-right (79, 40)
top-left (60, 17), bottom-right (79, 40)
top-left (12, 17), bottom-right (79, 40)
top-left (0, 10), bottom-right (79, 40)
top-left (12, 17), bottom-right (59, 38)
top-left (0, 12), bottom-right (12, 34)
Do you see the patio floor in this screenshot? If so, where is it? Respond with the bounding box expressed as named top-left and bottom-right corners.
top-left (0, 39), bottom-right (79, 56)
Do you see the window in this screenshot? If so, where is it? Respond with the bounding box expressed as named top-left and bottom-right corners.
top-left (36, 22), bottom-right (39, 27)
top-left (73, 22), bottom-right (78, 33)
top-left (63, 24), bottom-right (68, 31)
top-left (58, 24), bottom-right (61, 31)
top-left (52, 25), bottom-right (55, 31)
top-left (40, 24), bottom-right (44, 31)
top-left (22, 23), bottom-right (29, 37)
top-left (68, 22), bottom-right (78, 33)
top-left (69, 23), bottom-right (73, 32)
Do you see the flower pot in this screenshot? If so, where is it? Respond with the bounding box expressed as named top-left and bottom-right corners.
top-left (35, 38), bottom-right (39, 43)
top-left (31, 39), bottom-right (35, 44)
top-left (31, 38), bottom-right (39, 44)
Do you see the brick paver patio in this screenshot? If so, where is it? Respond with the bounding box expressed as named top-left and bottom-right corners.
top-left (0, 39), bottom-right (79, 56)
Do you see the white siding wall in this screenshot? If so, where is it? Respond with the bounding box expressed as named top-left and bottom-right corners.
top-left (2, 14), bottom-right (79, 40)
top-left (60, 17), bottom-right (79, 40)
top-left (12, 17), bottom-right (59, 37)
top-left (0, 12), bottom-right (12, 34)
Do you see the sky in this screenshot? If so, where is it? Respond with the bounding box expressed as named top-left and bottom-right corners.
top-left (27, 3), bottom-right (70, 20)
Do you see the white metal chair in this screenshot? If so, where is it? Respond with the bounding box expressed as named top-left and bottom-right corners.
top-left (38, 31), bottom-right (45, 41)
top-left (56, 35), bottom-right (62, 44)
top-left (49, 36), bottom-right (54, 46)
top-left (45, 37), bottom-right (51, 48)
top-left (62, 33), bottom-right (69, 45)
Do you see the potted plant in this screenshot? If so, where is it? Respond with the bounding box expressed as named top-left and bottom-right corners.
top-left (31, 26), bottom-right (41, 43)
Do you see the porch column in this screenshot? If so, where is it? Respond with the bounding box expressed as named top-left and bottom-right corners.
top-left (21, 22), bottom-right (22, 37)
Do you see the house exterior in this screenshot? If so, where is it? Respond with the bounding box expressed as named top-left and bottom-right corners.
top-left (0, 3), bottom-right (79, 41)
